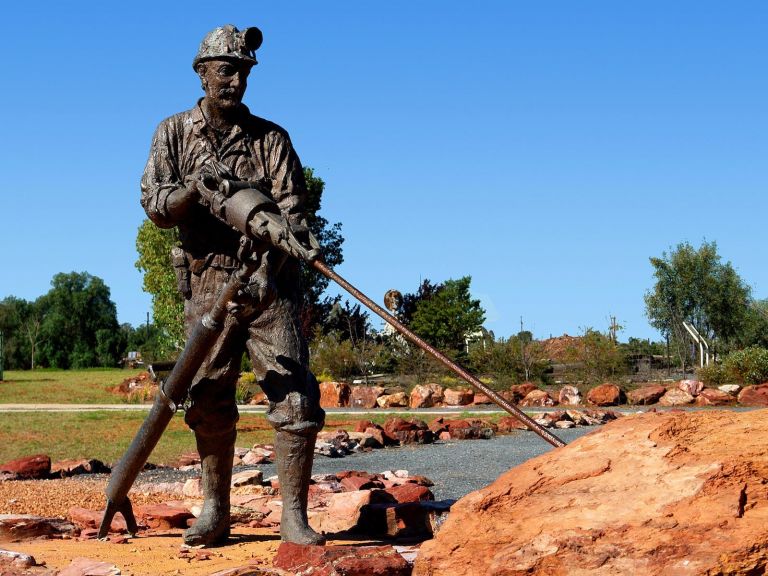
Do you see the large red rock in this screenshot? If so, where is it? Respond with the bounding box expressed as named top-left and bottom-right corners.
top-left (0, 454), bottom-right (50, 479)
top-left (0, 515), bottom-right (79, 541)
top-left (137, 503), bottom-right (193, 530)
top-left (350, 385), bottom-right (385, 409)
top-left (677, 379), bottom-right (704, 397)
top-left (557, 385), bottom-right (581, 405)
top-left (626, 384), bottom-right (666, 405)
top-left (738, 383), bottom-right (768, 406)
top-left (383, 417), bottom-right (434, 445)
top-left (497, 416), bottom-right (529, 432)
top-left (414, 410), bottom-right (768, 575)
top-left (319, 380), bottom-right (351, 408)
top-left (274, 543), bottom-right (411, 576)
top-left (308, 489), bottom-right (373, 535)
top-left (50, 458), bottom-right (110, 478)
top-left (695, 387), bottom-right (736, 406)
top-left (377, 391), bottom-right (409, 408)
top-left (586, 383), bottom-right (624, 406)
top-left (519, 389), bottom-right (556, 407)
top-left (443, 388), bottom-right (474, 406)
top-left (509, 382), bottom-right (538, 403)
top-left (409, 383), bottom-right (444, 408)
top-left (658, 388), bottom-right (695, 406)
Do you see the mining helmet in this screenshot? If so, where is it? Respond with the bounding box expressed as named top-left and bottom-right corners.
top-left (193, 25), bottom-right (263, 71)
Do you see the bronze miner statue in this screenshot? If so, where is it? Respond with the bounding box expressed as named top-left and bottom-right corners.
top-left (140, 25), bottom-right (326, 546)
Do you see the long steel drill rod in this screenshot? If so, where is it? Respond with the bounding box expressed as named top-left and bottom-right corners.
top-left (311, 260), bottom-right (566, 448)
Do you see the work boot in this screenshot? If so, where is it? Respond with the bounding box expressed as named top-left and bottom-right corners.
top-left (183, 431), bottom-right (234, 546)
top-left (275, 430), bottom-right (326, 545)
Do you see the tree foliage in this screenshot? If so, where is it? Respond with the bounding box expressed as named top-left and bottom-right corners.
top-left (36, 272), bottom-right (123, 368)
top-left (299, 168), bottom-right (344, 336)
top-left (135, 220), bottom-right (184, 354)
top-left (407, 276), bottom-right (486, 356)
top-left (135, 167), bottom-right (343, 351)
top-left (645, 241), bottom-right (751, 366)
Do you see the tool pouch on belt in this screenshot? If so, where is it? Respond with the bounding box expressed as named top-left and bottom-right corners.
top-left (170, 247), bottom-right (192, 299)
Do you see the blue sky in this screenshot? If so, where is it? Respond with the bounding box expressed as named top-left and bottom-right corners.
top-left (1, 1), bottom-right (766, 341)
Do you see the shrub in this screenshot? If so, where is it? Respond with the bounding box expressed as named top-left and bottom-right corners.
top-left (696, 363), bottom-right (729, 387)
top-left (723, 346), bottom-right (768, 385)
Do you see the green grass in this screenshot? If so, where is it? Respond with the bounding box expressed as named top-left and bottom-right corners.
top-left (0, 369), bottom-right (143, 404)
top-left (0, 410), bottom-right (508, 466)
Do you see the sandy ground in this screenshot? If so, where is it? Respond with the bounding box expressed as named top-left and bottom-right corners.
top-left (4, 527), bottom-right (285, 575)
top-left (0, 477), bottom-right (395, 575)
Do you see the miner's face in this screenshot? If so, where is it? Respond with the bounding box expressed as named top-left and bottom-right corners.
top-left (199, 59), bottom-right (251, 108)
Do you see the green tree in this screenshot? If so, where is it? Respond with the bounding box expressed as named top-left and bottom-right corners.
top-left (135, 167), bottom-right (343, 351)
top-left (0, 297), bottom-right (33, 369)
top-left (37, 272), bottom-right (122, 368)
top-left (409, 276), bottom-right (486, 356)
top-left (644, 241), bottom-right (751, 368)
top-left (299, 168), bottom-right (344, 336)
top-left (135, 221), bottom-right (183, 354)
top-left (739, 299), bottom-right (768, 349)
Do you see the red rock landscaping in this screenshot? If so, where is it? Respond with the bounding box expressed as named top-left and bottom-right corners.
top-left (414, 409), bottom-right (768, 575)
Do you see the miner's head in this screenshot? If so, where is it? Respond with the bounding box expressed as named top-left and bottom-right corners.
top-left (193, 25), bottom-right (262, 108)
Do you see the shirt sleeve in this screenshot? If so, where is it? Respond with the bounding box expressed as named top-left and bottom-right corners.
top-left (140, 118), bottom-right (186, 229)
top-left (267, 130), bottom-right (307, 226)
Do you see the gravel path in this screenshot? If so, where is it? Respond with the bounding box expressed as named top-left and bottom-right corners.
top-left (139, 427), bottom-right (593, 501)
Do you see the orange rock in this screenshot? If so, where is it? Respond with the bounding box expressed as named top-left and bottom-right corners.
top-left (658, 388), bottom-right (695, 406)
top-left (414, 410), bottom-right (768, 575)
top-left (519, 390), bottom-right (556, 407)
top-left (443, 388), bottom-right (474, 406)
top-left (318, 381), bottom-right (351, 408)
top-left (738, 383), bottom-right (768, 406)
top-left (586, 383), bottom-right (624, 406)
top-left (695, 388), bottom-right (735, 406)
top-left (627, 385), bottom-right (666, 405)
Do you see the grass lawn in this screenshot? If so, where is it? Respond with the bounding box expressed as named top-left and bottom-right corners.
top-left (0, 369), bottom-right (143, 404)
top-left (0, 411), bottom-right (444, 466)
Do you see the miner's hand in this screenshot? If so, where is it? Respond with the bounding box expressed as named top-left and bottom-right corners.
top-left (165, 183), bottom-right (201, 220)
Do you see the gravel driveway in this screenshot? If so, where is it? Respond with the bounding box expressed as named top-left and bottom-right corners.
top-left (139, 427), bottom-right (593, 501)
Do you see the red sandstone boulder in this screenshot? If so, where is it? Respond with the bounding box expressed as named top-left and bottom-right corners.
top-left (586, 383), bottom-right (624, 406)
top-left (472, 393), bottom-right (492, 405)
top-left (308, 489), bottom-right (373, 535)
top-left (627, 384), bottom-right (666, 405)
top-left (677, 379), bottom-right (704, 397)
top-left (383, 483), bottom-right (434, 503)
top-left (695, 387), bottom-right (735, 406)
top-left (509, 382), bottom-right (538, 403)
top-left (443, 388), bottom-right (474, 406)
top-left (738, 383), bottom-right (768, 406)
top-left (275, 543), bottom-right (411, 576)
top-left (138, 503), bottom-right (193, 530)
top-left (383, 417), bottom-right (434, 445)
top-left (658, 388), bottom-right (695, 406)
top-left (50, 458), bottom-right (110, 478)
top-left (377, 391), bottom-right (409, 408)
top-left (429, 418), bottom-right (494, 440)
top-left (350, 385), bottom-right (385, 408)
top-left (409, 384), bottom-right (436, 408)
top-left (0, 454), bottom-right (51, 479)
top-left (0, 515), bottom-right (79, 541)
top-left (414, 410), bottom-right (768, 575)
top-left (69, 507), bottom-right (127, 534)
top-left (557, 385), bottom-right (581, 405)
top-left (497, 416), bottom-right (529, 432)
top-left (319, 380), bottom-right (351, 408)
top-left (519, 389), bottom-right (556, 407)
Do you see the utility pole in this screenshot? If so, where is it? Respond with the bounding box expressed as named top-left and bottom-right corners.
top-left (0, 330), bottom-right (4, 381)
